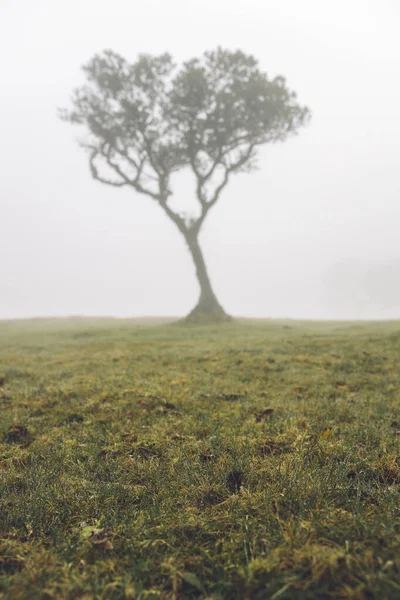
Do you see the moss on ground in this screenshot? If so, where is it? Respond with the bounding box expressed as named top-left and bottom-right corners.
top-left (0, 318), bottom-right (399, 599)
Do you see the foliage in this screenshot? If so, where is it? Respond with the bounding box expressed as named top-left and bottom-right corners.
top-left (0, 318), bottom-right (400, 598)
top-left (60, 48), bottom-right (309, 233)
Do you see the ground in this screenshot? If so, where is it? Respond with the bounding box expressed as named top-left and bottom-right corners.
top-left (0, 317), bottom-right (399, 599)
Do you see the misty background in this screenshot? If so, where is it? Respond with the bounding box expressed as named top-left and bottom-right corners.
top-left (1, 0), bottom-right (399, 320)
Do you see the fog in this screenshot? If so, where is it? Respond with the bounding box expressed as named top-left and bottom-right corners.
top-left (1, 0), bottom-right (399, 320)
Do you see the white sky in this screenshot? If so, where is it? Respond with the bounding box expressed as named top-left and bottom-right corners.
top-left (1, 0), bottom-right (399, 320)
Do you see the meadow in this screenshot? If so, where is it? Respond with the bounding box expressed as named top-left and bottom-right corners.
top-left (0, 317), bottom-right (399, 599)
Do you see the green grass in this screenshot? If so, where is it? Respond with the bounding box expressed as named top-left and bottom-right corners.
top-left (0, 317), bottom-right (399, 599)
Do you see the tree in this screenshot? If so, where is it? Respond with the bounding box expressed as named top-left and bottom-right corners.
top-left (60, 48), bottom-right (310, 322)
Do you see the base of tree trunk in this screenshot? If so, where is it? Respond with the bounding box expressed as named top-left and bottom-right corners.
top-left (183, 295), bottom-right (231, 324)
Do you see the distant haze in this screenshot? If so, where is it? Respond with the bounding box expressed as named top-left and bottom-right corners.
top-left (1, 0), bottom-right (399, 320)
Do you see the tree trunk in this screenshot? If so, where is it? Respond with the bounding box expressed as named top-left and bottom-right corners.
top-left (184, 232), bottom-right (231, 322)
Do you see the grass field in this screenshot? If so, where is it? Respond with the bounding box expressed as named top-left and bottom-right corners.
top-left (0, 317), bottom-right (399, 599)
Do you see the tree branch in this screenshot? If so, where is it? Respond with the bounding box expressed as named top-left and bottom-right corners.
top-left (191, 147), bottom-right (224, 206)
top-left (141, 132), bottom-right (164, 177)
top-left (101, 144), bottom-right (162, 201)
top-left (114, 141), bottom-right (141, 170)
top-left (192, 143), bottom-right (255, 234)
top-left (89, 149), bottom-right (127, 187)
top-left (225, 142), bottom-right (255, 172)
top-left (158, 195), bottom-right (188, 236)
top-left (191, 135), bottom-right (253, 207)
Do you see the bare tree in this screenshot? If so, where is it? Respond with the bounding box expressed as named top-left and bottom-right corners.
top-left (60, 48), bottom-right (310, 321)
